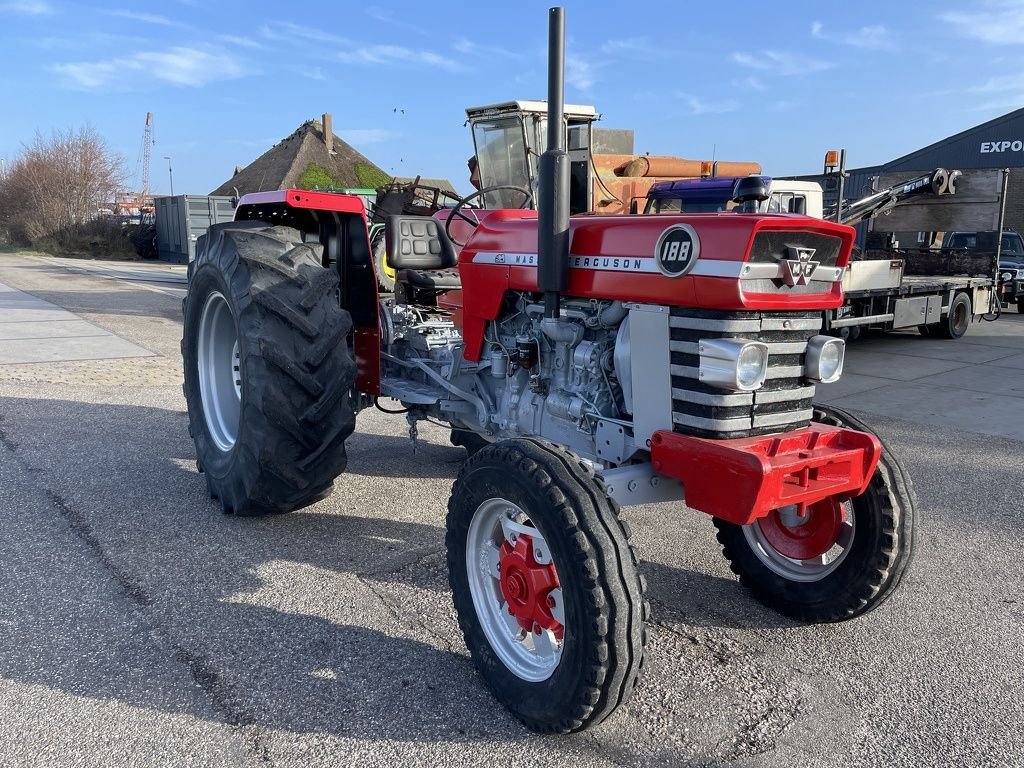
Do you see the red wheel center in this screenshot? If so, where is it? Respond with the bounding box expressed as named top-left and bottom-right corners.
top-left (498, 534), bottom-right (563, 638)
top-left (505, 571), bottom-right (528, 600)
top-left (756, 499), bottom-right (846, 560)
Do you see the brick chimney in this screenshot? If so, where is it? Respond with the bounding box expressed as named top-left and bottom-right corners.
top-left (322, 112), bottom-right (334, 154)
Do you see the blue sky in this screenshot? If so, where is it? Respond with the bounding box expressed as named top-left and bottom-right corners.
top-left (1, 0), bottom-right (1022, 197)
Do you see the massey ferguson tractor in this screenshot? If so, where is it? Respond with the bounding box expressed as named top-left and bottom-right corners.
top-left (181, 8), bottom-right (916, 734)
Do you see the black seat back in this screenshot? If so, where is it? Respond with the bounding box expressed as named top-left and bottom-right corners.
top-left (385, 215), bottom-right (457, 271)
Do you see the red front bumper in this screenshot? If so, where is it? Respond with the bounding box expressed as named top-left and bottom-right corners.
top-left (650, 424), bottom-right (882, 525)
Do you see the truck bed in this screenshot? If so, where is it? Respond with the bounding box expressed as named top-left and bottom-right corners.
top-left (846, 274), bottom-right (993, 299)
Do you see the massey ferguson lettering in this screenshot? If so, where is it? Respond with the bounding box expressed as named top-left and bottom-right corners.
top-left (570, 256), bottom-right (646, 271)
top-left (473, 252), bottom-right (659, 272)
top-left (980, 140), bottom-right (1024, 153)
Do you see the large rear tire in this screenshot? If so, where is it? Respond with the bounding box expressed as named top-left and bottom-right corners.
top-left (713, 405), bottom-right (916, 623)
top-left (446, 439), bottom-right (647, 733)
top-left (182, 222), bottom-right (357, 514)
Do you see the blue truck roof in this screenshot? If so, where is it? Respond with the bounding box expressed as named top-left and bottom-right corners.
top-left (646, 176), bottom-right (774, 200)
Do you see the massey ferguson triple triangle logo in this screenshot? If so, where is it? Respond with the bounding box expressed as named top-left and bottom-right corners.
top-left (783, 246), bottom-right (820, 286)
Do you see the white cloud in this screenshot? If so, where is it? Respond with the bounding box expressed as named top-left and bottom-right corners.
top-left (731, 49), bottom-right (833, 76)
top-left (973, 72), bottom-right (1024, 92)
top-left (600, 37), bottom-right (656, 60)
top-left (365, 6), bottom-right (425, 35)
top-left (675, 92), bottom-right (739, 116)
top-left (0, 0), bottom-right (52, 14)
top-left (964, 72), bottom-right (1024, 111)
top-left (218, 34), bottom-right (263, 49)
top-left (940, 1), bottom-right (1024, 44)
top-left (337, 45), bottom-right (462, 72)
top-left (261, 22), bottom-right (350, 46)
top-left (811, 20), bottom-right (896, 50)
top-left (453, 37), bottom-right (520, 58)
top-left (107, 9), bottom-right (183, 27)
top-left (566, 53), bottom-right (597, 90)
top-left (731, 76), bottom-right (766, 92)
top-left (53, 47), bottom-right (246, 90)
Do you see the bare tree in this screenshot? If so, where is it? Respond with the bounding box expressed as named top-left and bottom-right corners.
top-left (0, 126), bottom-right (125, 246)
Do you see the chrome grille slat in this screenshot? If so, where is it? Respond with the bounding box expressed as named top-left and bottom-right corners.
top-left (753, 408), bottom-right (815, 428)
top-left (669, 308), bottom-right (822, 439)
top-left (671, 388), bottom-right (754, 407)
top-left (670, 340), bottom-right (808, 355)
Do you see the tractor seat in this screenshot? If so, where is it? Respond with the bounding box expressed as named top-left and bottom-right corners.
top-left (385, 215), bottom-right (461, 291)
top-left (396, 268), bottom-right (461, 290)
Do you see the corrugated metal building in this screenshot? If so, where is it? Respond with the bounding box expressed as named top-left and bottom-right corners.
top-left (792, 107), bottom-right (1024, 244)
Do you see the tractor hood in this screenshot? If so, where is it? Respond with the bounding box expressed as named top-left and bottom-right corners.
top-left (459, 210), bottom-right (855, 311)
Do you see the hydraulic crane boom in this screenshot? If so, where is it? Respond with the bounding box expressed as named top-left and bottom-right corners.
top-left (833, 167), bottom-right (961, 226)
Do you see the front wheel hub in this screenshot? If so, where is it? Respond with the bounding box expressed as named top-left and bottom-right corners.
top-left (499, 534), bottom-right (563, 638)
top-left (758, 499), bottom-right (845, 560)
top-left (743, 496), bottom-right (857, 582)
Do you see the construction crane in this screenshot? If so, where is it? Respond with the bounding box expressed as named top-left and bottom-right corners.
top-left (141, 111), bottom-right (153, 205)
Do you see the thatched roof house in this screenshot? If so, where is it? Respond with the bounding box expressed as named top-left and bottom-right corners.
top-left (210, 113), bottom-right (391, 196)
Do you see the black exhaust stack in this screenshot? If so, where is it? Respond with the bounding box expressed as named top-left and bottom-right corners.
top-left (538, 7), bottom-right (570, 320)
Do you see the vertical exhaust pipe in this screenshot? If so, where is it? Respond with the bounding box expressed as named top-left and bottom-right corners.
top-left (538, 7), bottom-right (570, 320)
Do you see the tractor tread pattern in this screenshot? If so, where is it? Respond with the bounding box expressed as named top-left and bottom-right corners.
top-left (713, 404), bottom-right (916, 622)
top-left (182, 222), bottom-right (356, 515)
top-left (446, 438), bottom-right (646, 734)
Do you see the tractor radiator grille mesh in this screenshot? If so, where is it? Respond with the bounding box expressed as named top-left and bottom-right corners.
top-left (668, 308), bottom-right (822, 439)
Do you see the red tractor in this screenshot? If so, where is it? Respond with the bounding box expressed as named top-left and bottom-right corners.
top-left (181, 9), bottom-right (915, 734)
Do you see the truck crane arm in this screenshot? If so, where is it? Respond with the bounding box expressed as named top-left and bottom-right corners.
top-left (831, 168), bottom-right (960, 226)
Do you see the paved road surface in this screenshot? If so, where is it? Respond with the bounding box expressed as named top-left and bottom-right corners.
top-left (0, 253), bottom-right (1020, 768)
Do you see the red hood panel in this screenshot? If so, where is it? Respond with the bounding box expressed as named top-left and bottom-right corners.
top-left (459, 210), bottom-right (855, 311)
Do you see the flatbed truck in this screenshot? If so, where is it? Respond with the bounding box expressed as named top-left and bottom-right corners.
top-left (644, 166), bottom-right (997, 339)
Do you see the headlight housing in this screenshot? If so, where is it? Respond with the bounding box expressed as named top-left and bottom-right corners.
top-left (1002, 271), bottom-right (1014, 282)
top-left (698, 338), bottom-right (769, 391)
top-left (805, 335), bottom-right (845, 383)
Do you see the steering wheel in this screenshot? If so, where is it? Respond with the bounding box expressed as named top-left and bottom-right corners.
top-left (445, 184), bottom-right (533, 246)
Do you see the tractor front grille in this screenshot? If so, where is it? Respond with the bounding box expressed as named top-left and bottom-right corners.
top-left (669, 308), bottom-right (822, 439)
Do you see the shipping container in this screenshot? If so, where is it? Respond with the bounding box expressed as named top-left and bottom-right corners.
top-left (155, 195), bottom-right (236, 263)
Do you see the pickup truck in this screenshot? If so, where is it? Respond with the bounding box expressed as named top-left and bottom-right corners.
top-left (943, 230), bottom-right (1024, 313)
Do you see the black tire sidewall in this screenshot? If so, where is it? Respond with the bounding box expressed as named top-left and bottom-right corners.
top-left (719, 487), bottom-right (888, 619)
top-left (448, 460), bottom-right (598, 725)
top-left (948, 292), bottom-right (971, 338)
top-left (183, 261), bottom-right (249, 483)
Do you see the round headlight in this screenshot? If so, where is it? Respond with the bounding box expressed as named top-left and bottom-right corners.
top-left (1002, 271), bottom-right (1014, 281)
top-left (736, 344), bottom-right (769, 389)
top-left (817, 341), bottom-right (844, 382)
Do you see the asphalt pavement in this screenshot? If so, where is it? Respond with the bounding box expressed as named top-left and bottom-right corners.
top-left (0, 253), bottom-right (1020, 768)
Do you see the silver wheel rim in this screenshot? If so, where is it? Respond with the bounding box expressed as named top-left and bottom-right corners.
top-left (197, 291), bottom-right (241, 452)
top-left (742, 502), bottom-right (856, 583)
top-left (465, 498), bottom-right (564, 682)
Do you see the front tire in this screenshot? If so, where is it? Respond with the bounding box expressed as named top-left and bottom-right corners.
top-left (446, 439), bottom-right (647, 733)
top-left (182, 222), bottom-right (357, 514)
top-left (713, 405), bottom-right (916, 623)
